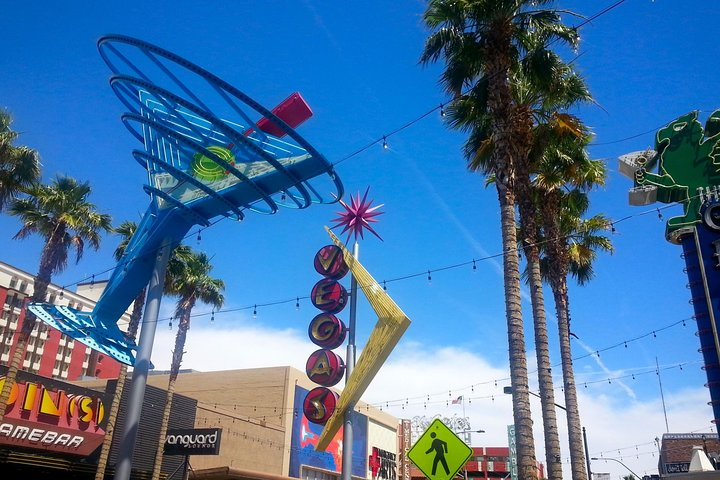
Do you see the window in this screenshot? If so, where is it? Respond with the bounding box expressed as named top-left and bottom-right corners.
top-left (48, 294), bottom-right (56, 304)
top-left (18, 281), bottom-right (27, 293)
top-left (9, 277), bottom-right (17, 289)
top-left (5, 293), bottom-right (16, 308)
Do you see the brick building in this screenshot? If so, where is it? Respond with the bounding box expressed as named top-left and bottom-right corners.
top-left (410, 445), bottom-right (543, 480)
top-left (659, 433), bottom-right (720, 475)
top-left (0, 260), bottom-right (126, 380)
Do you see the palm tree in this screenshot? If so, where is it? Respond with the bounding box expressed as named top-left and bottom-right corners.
top-left (151, 250), bottom-right (224, 480)
top-left (537, 145), bottom-right (610, 480)
top-left (95, 222), bottom-right (192, 480)
top-left (0, 176), bottom-right (112, 422)
top-left (0, 109), bottom-right (40, 211)
top-left (515, 59), bottom-right (592, 480)
top-left (422, 2), bottom-right (581, 477)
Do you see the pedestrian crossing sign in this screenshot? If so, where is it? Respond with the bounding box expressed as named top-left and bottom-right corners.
top-left (407, 418), bottom-right (473, 480)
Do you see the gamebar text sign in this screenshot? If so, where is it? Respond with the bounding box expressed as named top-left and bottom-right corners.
top-left (164, 428), bottom-right (222, 455)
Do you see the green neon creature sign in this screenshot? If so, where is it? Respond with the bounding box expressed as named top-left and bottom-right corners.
top-left (619, 109), bottom-right (720, 243)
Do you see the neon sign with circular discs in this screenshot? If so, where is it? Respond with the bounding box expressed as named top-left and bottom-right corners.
top-left (313, 245), bottom-right (349, 279)
top-left (311, 278), bottom-right (348, 314)
top-left (303, 387), bottom-right (339, 425)
top-left (306, 349), bottom-right (346, 387)
top-left (308, 313), bottom-right (347, 349)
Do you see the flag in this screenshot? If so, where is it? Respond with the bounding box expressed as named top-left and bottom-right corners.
top-left (452, 395), bottom-right (463, 404)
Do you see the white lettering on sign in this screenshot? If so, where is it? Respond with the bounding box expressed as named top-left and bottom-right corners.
top-left (166, 431), bottom-right (218, 448)
top-left (698, 186), bottom-right (720, 204)
top-left (0, 423), bottom-right (84, 447)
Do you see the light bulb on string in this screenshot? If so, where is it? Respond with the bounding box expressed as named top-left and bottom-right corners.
top-left (253, 305), bottom-right (257, 319)
top-left (210, 309), bottom-right (215, 325)
top-left (382, 136), bottom-right (388, 150)
top-left (295, 297), bottom-right (300, 310)
top-left (427, 270), bottom-right (432, 284)
top-left (440, 104), bottom-right (446, 117)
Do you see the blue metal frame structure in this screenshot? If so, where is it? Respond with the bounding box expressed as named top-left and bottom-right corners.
top-left (28, 34), bottom-right (343, 366)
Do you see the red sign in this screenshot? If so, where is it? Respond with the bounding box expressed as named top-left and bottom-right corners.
top-left (306, 349), bottom-right (345, 387)
top-left (311, 278), bottom-right (348, 314)
top-left (308, 313), bottom-right (346, 349)
top-left (303, 387), bottom-right (338, 425)
top-left (314, 245), bottom-right (349, 279)
top-left (369, 446), bottom-right (397, 480)
top-left (0, 368), bottom-right (109, 456)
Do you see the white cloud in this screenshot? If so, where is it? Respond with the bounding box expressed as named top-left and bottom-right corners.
top-left (143, 320), bottom-right (714, 480)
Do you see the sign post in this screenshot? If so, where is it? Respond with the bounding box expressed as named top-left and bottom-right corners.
top-left (407, 418), bottom-right (472, 480)
top-left (507, 425), bottom-right (518, 480)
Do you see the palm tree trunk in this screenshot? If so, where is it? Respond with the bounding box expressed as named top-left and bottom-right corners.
top-left (498, 186), bottom-right (538, 480)
top-left (95, 289), bottom-right (146, 480)
top-left (94, 364), bottom-right (128, 480)
top-left (152, 300), bottom-right (193, 480)
top-left (482, 20), bottom-right (538, 479)
top-left (543, 193), bottom-right (587, 480)
top-left (0, 239), bottom-right (57, 423)
top-left (519, 194), bottom-right (562, 480)
top-left (554, 284), bottom-right (587, 480)
top-left (0, 333), bottom-right (28, 422)
top-left (151, 381), bottom-right (175, 480)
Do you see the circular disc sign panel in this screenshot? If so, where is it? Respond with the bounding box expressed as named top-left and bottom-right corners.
top-left (303, 387), bottom-right (338, 425)
top-left (311, 278), bottom-right (348, 314)
top-left (306, 349), bottom-right (345, 387)
top-left (308, 313), bottom-right (347, 349)
top-left (313, 245), bottom-right (349, 279)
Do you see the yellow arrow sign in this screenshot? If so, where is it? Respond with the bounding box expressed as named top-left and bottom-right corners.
top-left (315, 227), bottom-right (411, 451)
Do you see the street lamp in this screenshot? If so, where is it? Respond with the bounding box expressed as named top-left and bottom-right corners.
top-left (457, 429), bottom-right (486, 445)
top-left (591, 457), bottom-right (641, 479)
top-left (503, 386), bottom-right (567, 411)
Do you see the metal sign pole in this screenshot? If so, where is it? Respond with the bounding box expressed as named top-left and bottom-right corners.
top-left (341, 242), bottom-right (359, 480)
top-left (114, 244), bottom-right (172, 480)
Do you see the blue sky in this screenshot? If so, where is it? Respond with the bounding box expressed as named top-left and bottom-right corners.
top-left (2, 1), bottom-right (719, 478)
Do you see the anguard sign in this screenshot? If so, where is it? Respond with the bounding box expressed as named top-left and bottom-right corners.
top-left (164, 428), bottom-right (222, 455)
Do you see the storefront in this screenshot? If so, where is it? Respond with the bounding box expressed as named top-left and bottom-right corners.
top-left (0, 366), bottom-right (196, 479)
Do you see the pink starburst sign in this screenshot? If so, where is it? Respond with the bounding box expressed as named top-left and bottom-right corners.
top-left (331, 188), bottom-right (384, 242)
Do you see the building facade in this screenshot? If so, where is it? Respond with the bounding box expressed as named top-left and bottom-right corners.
top-left (0, 366), bottom-right (195, 479)
top-left (409, 445), bottom-right (543, 480)
top-left (78, 366), bottom-right (400, 480)
top-left (659, 433), bottom-right (720, 475)
top-left (0, 260), bottom-right (126, 380)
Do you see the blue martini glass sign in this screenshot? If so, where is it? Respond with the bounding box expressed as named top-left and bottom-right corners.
top-left (27, 34), bottom-right (343, 366)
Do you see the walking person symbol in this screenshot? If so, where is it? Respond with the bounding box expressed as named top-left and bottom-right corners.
top-left (425, 432), bottom-right (449, 475)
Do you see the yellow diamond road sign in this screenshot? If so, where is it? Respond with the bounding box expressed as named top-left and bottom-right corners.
top-left (407, 419), bottom-right (473, 480)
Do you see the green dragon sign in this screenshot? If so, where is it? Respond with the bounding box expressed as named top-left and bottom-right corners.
top-left (619, 109), bottom-right (720, 243)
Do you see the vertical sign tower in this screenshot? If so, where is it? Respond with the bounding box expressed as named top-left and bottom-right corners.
top-left (620, 109), bottom-right (720, 427)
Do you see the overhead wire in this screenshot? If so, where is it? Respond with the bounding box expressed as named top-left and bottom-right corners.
top-left (48, 0), bottom-right (637, 292)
